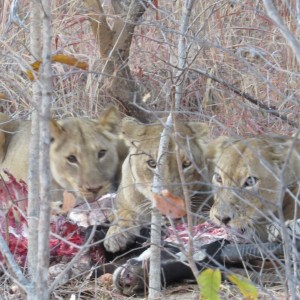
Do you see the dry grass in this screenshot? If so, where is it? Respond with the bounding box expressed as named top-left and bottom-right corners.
top-left (1, 0), bottom-right (300, 298)
top-left (1, 1), bottom-right (299, 128)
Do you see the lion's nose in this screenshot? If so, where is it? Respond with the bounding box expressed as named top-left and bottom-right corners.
top-left (215, 214), bottom-right (231, 225)
top-left (85, 185), bottom-right (103, 194)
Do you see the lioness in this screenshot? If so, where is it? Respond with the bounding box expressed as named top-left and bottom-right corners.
top-left (104, 117), bottom-right (213, 253)
top-left (0, 106), bottom-right (127, 206)
top-left (209, 136), bottom-right (300, 241)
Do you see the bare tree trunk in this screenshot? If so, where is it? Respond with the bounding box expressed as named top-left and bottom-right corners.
top-left (148, 114), bottom-right (173, 299)
top-left (174, 0), bottom-right (195, 110)
top-left (173, 0), bottom-right (199, 279)
top-left (148, 1), bottom-right (198, 297)
top-left (0, 1), bottom-right (44, 297)
top-left (83, 0), bottom-right (153, 122)
top-left (34, 0), bottom-right (52, 298)
top-left (263, 2), bottom-right (300, 298)
top-left (27, 0), bottom-right (42, 283)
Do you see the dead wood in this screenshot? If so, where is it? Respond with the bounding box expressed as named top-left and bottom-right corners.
top-left (83, 0), bottom-right (154, 122)
top-left (190, 67), bottom-right (299, 128)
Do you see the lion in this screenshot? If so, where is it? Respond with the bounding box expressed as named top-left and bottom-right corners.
top-left (104, 117), bottom-right (213, 253)
top-left (0, 106), bottom-right (127, 207)
top-left (209, 136), bottom-right (300, 242)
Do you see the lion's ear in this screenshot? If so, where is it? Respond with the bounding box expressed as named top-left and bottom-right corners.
top-left (98, 106), bottom-right (120, 134)
top-left (188, 122), bottom-right (210, 139)
top-left (121, 117), bottom-right (146, 143)
top-left (205, 136), bottom-right (232, 164)
top-left (266, 135), bottom-right (300, 167)
top-left (50, 118), bottom-right (65, 142)
top-left (269, 142), bottom-right (291, 167)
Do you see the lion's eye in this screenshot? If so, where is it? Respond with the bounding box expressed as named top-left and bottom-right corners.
top-left (98, 149), bottom-right (107, 159)
top-left (147, 159), bottom-right (157, 168)
top-left (67, 155), bottom-right (77, 164)
top-left (214, 172), bottom-right (222, 184)
top-left (182, 159), bottom-right (192, 168)
top-left (243, 176), bottom-right (258, 188)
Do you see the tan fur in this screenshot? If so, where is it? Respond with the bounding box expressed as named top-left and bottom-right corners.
top-left (209, 136), bottom-right (300, 241)
top-left (104, 117), bottom-right (213, 253)
top-left (0, 107), bottom-right (127, 206)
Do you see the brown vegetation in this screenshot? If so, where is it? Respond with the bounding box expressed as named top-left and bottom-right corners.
top-left (1, 0), bottom-right (300, 298)
top-left (1, 1), bottom-right (299, 132)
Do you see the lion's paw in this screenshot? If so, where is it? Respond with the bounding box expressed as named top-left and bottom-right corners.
top-left (104, 225), bottom-right (136, 253)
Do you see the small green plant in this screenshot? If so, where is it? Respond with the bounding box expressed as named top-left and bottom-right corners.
top-left (198, 268), bottom-right (258, 300)
top-left (197, 269), bottom-right (221, 300)
top-left (227, 273), bottom-right (258, 300)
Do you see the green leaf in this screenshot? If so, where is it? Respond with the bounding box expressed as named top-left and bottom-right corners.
top-left (197, 268), bottom-right (221, 300)
top-left (227, 274), bottom-right (258, 300)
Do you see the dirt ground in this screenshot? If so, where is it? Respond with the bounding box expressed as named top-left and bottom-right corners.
top-left (47, 278), bottom-right (290, 300)
top-left (1, 273), bottom-right (295, 299)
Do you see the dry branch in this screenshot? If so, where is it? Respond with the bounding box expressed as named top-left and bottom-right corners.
top-left (149, 114), bottom-right (173, 299)
top-left (190, 67), bottom-right (298, 128)
top-left (263, 0), bottom-right (300, 65)
top-left (34, 0), bottom-right (53, 298)
top-left (1, 0), bottom-right (28, 40)
top-left (83, 0), bottom-right (153, 122)
top-left (148, 1), bottom-right (198, 297)
top-left (173, 0), bottom-right (199, 281)
top-left (0, 234), bottom-right (29, 289)
top-left (49, 226), bottom-right (97, 292)
top-left (83, 0), bottom-right (113, 57)
top-left (27, 0), bottom-right (42, 281)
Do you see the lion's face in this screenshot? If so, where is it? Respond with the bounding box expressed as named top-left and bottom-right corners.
top-left (121, 118), bottom-right (212, 213)
top-left (50, 107), bottom-right (121, 202)
top-left (209, 138), bottom-right (291, 240)
top-left (103, 118), bottom-right (213, 253)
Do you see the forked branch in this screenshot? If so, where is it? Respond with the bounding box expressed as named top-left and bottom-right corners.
top-left (83, 0), bottom-right (153, 122)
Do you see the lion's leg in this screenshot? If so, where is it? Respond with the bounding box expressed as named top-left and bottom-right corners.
top-left (104, 209), bottom-right (142, 253)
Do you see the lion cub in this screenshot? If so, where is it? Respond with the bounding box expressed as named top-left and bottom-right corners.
top-left (208, 136), bottom-right (300, 242)
top-left (104, 117), bottom-right (213, 253)
top-left (0, 106), bottom-right (126, 206)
